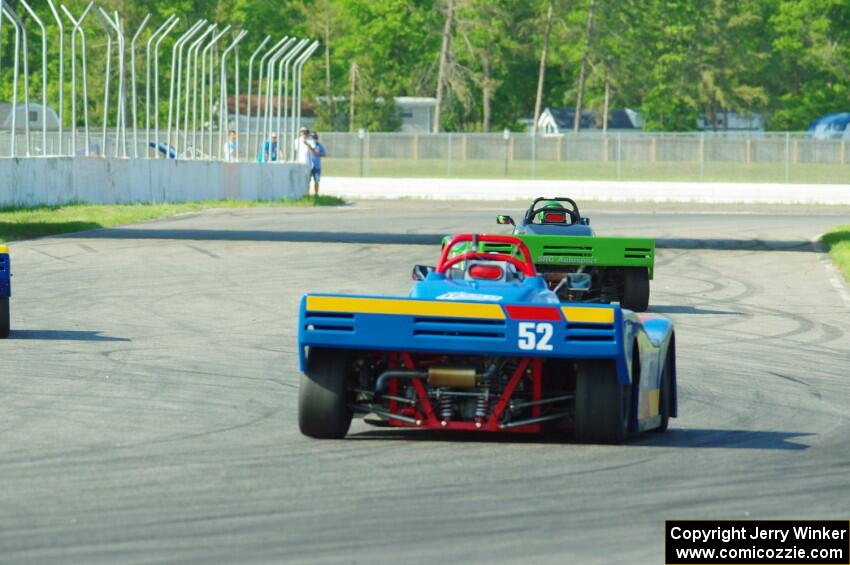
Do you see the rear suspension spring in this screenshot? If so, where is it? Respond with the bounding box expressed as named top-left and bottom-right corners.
top-left (438, 389), bottom-right (452, 421)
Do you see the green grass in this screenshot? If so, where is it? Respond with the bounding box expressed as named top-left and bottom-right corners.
top-left (324, 158), bottom-right (850, 184)
top-left (822, 225), bottom-right (850, 283)
top-left (0, 196), bottom-right (345, 243)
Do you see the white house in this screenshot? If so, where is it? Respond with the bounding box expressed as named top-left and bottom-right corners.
top-left (536, 107), bottom-right (643, 134)
top-left (395, 97), bottom-right (436, 133)
top-left (697, 111), bottom-right (764, 131)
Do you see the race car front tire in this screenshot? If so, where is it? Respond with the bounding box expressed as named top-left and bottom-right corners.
top-left (620, 268), bottom-right (650, 312)
top-left (0, 298), bottom-right (9, 339)
top-left (299, 348), bottom-right (353, 439)
top-left (575, 361), bottom-right (631, 444)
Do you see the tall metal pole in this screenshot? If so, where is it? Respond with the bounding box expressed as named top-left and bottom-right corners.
top-left (275, 39), bottom-right (302, 150)
top-left (5, 3), bottom-right (31, 156)
top-left (234, 38), bottom-right (241, 161)
top-left (219, 30), bottom-right (247, 159)
top-left (291, 41), bottom-right (319, 160)
top-left (152, 16), bottom-right (179, 158)
top-left (170, 20), bottom-right (205, 159)
top-left (166, 20), bottom-right (204, 159)
top-left (183, 24), bottom-right (215, 158)
top-left (94, 8), bottom-right (113, 155)
top-left (277, 39), bottom-right (306, 159)
top-left (198, 31), bottom-right (209, 156)
top-left (254, 36), bottom-right (288, 160)
top-left (0, 2), bottom-right (20, 156)
top-left (199, 26), bottom-right (229, 157)
top-left (208, 43), bottom-right (217, 155)
top-left (246, 35), bottom-right (270, 161)
top-left (117, 12), bottom-right (127, 157)
top-left (100, 9), bottom-right (127, 158)
top-left (298, 42), bottom-right (321, 149)
top-left (20, 0), bottom-right (47, 155)
top-left (262, 38), bottom-right (295, 160)
top-left (269, 39), bottom-right (298, 157)
top-left (61, 2), bottom-right (93, 156)
top-left (265, 40), bottom-right (295, 150)
top-left (146, 15), bottom-right (177, 157)
top-left (130, 13), bottom-right (150, 158)
top-left (193, 25), bottom-right (218, 157)
top-left (47, 0), bottom-right (64, 155)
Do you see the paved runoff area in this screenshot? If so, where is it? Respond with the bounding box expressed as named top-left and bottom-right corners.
top-left (1, 199), bottom-right (849, 563)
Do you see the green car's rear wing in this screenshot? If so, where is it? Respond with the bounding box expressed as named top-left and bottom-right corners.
top-left (482, 235), bottom-right (655, 279)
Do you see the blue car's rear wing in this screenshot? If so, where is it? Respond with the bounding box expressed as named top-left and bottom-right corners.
top-left (298, 294), bottom-right (629, 377)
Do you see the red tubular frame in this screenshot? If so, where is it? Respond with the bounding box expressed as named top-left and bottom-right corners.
top-left (437, 234), bottom-right (538, 276)
top-left (381, 353), bottom-right (544, 433)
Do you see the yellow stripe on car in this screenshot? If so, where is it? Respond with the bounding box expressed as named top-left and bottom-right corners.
top-left (561, 306), bottom-right (615, 324)
top-left (306, 296), bottom-right (506, 320)
top-left (0, 245), bottom-right (8, 253)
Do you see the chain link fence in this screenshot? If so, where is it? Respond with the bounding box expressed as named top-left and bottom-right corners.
top-left (315, 131), bottom-right (850, 184)
top-left (4, 129), bottom-right (848, 184)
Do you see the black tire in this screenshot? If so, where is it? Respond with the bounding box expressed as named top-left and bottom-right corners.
top-left (298, 348), bottom-right (353, 439)
top-left (621, 268), bottom-right (650, 312)
top-left (0, 298), bottom-right (9, 339)
top-left (575, 361), bottom-right (631, 444)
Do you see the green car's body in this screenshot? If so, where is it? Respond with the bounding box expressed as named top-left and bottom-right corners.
top-left (481, 234), bottom-right (654, 278)
top-left (442, 197), bottom-right (655, 311)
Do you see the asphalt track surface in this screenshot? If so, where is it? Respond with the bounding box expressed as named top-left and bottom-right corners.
top-left (2, 200), bottom-right (849, 564)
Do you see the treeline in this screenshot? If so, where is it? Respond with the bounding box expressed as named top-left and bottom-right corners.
top-left (1, 0), bottom-right (848, 132)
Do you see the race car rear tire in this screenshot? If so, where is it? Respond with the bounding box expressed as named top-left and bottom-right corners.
top-left (299, 348), bottom-right (353, 439)
top-left (575, 361), bottom-right (631, 444)
top-left (653, 341), bottom-right (675, 433)
top-left (621, 268), bottom-right (650, 312)
top-left (652, 363), bottom-right (672, 433)
top-left (0, 298), bottom-right (9, 339)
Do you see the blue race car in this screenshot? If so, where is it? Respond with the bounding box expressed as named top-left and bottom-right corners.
top-left (1, 244), bottom-right (10, 338)
top-left (297, 234), bottom-right (677, 444)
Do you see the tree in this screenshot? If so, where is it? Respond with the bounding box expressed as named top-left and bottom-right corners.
top-left (532, 0), bottom-right (554, 133)
top-left (297, 0), bottom-right (349, 128)
top-left (433, 0), bottom-right (454, 132)
top-left (573, 0), bottom-right (595, 132)
top-left (768, 0), bottom-right (850, 129)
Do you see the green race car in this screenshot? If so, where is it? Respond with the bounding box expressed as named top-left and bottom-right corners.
top-left (482, 197), bottom-right (654, 311)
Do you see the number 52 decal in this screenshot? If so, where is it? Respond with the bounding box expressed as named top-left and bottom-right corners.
top-left (517, 322), bottom-right (554, 351)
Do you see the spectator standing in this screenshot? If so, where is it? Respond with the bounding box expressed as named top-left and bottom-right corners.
top-left (259, 132), bottom-right (281, 162)
top-left (297, 127), bottom-right (316, 191)
top-left (223, 130), bottom-right (239, 162)
top-left (309, 132), bottom-right (327, 197)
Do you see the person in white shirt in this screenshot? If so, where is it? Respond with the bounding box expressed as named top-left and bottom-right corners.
top-left (296, 127), bottom-right (316, 190)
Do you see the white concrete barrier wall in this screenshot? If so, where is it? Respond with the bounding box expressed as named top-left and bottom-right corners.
top-left (323, 176), bottom-right (850, 205)
top-left (0, 158), bottom-right (309, 206)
